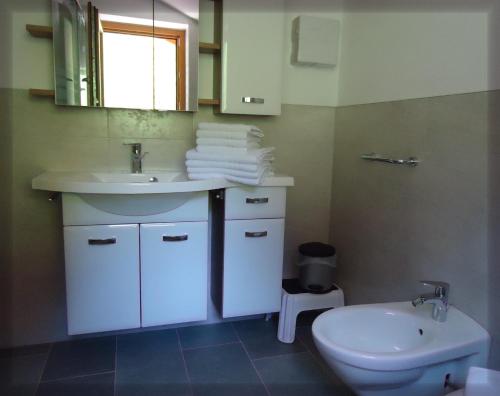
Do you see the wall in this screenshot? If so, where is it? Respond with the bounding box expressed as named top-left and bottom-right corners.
top-left (331, 0), bottom-right (500, 369)
top-left (331, 92), bottom-right (489, 326)
top-left (338, 8), bottom-right (491, 106)
top-left (1, 0), bottom-right (336, 347)
top-left (488, 81), bottom-right (500, 369)
top-left (2, 89), bottom-right (334, 347)
top-left (0, 90), bottom-right (13, 348)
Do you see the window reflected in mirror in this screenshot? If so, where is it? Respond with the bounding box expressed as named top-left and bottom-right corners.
top-left (52, 0), bottom-right (198, 112)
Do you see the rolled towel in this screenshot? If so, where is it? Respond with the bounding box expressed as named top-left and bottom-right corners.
top-left (197, 129), bottom-right (264, 139)
top-left (186, 159), bottom-right (273, 172)
top-left (198, 122), bottom-right (261, 133)
top-left (186, 165), bottom-right (272, 179)
top-left (196, 145), bottom-right (261, 154)
top-left (188, 172), bottom-right (269, 186)
top-left (196, 137), bottom-right (261, 148)
top-left (186, 148), bottom-right (275, 164)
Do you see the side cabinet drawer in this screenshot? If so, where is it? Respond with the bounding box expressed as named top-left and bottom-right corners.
top-left (223, 218), bottom-right (284, 318)
top-left (64, 224), bottom-right (140, 335)
top-left (225, 187), bottom-right (286, 220)
top-left (140, 222), bottom-right (208, 327)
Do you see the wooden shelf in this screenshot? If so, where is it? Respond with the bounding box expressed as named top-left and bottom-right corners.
top-left (29, 90), bottom-right (220, 106)
top-left (198, 98), bottom-right (220, 106)
top-left (199, 42), bottom-right (221, 54)
top-left (29, 89), bottom-right (55, 97)
top-left (26, 24), bottom-right (53, 38)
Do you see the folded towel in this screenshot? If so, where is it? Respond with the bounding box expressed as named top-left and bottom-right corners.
top-left (196, 145), bottom-right (261, 154)
top-left (186, 148), bottom-right (275, 164)
top-left (196, 137), bottom-right (261, 148)
top-left (186, 166), bottom-right (272, 179)
top-left (197, 129), bottom-right (264, 139)
top-left (186, 159), bottom-right (273, 172)
top-left (198, 122), bottom-right (261, 133)
top-left (188, 172), bottom-right (269, 186)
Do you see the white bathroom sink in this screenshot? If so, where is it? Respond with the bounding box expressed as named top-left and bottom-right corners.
top-left (312, 302), bottom-right (490, 371)
top-left (32, 171), bottom-right (294, 194)
top-left (92, 172), bottom-right (185, 184)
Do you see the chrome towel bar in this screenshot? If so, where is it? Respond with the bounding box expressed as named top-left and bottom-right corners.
top-left (361, 153), bottom-right (420, 167)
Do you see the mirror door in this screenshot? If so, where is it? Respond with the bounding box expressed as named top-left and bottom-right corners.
top-left (52, 0), bottom-right (198, 111)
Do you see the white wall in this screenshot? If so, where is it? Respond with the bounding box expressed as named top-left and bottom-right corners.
top-left (338, 10), bottom-right (492, 106)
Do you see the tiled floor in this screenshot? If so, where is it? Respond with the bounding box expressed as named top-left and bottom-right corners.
top-left (0, 314), bottom-right (353, 396)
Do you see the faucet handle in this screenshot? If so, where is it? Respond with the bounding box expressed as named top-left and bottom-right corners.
top-left (419, 280), bottom-right (449, 298)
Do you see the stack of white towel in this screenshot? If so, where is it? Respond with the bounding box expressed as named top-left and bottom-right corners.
top-left (186, 122), bottom-right (274, 185)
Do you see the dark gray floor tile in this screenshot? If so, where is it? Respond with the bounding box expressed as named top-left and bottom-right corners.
top-left (254, 352), bottom-right (350, 396)
top-left (184, 343), bottom-right (267, 396)
top-left (36, 372), bottom-right (114, 396)
top-left (0, 344), bottom-right (52, 359)
top-left (0, 354), bottom-right (47, 396)
top-left (233, 319), bottom-right (305, 359)
top-left (41, 336), bottom-right (115, 381)
top-left (295, 326), bottom-right (353, 392)
top-left (115, 330), bottom-right (190, 396)
top-left (296, 309), bottom-right (328, 327)
top-left (294, 326), bottom-right (321, 357)
top-left (178, 323), bottom-right (238, 350)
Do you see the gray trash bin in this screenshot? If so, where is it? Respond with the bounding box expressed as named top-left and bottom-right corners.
top-left (297, 242), bottom-right (336, 293)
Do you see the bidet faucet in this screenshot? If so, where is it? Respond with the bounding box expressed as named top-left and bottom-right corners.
top-left (124, 143), bottom-right (148, 173)
top-left (412, 280), bottom-right (449, 322)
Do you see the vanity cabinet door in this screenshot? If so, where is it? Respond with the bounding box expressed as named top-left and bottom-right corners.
top-left (140, 222), bottom-right (208, 327)
top-left (223, 218), bottom-right (285, 318)
top-left (63, 224), bottom-right (140, 335)
top-left (221, 0), bottom-right (285, 115)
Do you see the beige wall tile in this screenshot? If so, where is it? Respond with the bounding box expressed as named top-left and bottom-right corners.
top-left (330, 92), bottom-right (489, 329)
top-left (107, 138), bottom-right (194, 172)
top-left (12, 91), bottom-right (108, 139)
top-left (108, 108), bottom-right (193, 140)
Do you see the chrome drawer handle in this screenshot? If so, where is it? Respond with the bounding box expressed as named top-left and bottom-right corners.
top-left (242, 97), bottom-right (265, 104)
top-left (88, 238), bottom-right (116, 245)
top-left (245, 231), bottom-right (268, 238)
top-left (163, 235), bottom-right (188, 242)
top-left (246, 197), bottom-right (269, 204)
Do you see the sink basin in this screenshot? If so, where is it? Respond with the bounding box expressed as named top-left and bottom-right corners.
top-left (312, 302), bottom-right (490, 396)
top-left (92, 172), bottom-right (185, 184)
top-left (32, 171), bottom-right (294, 194)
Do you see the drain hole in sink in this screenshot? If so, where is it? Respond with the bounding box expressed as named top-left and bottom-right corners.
top-left (418, 328), bottom-right (424, 335)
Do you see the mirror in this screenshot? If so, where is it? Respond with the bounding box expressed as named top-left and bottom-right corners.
top-left (51, 0), bottom-right (199, 111)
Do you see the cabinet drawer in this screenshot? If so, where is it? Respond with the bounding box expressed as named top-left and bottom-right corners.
top-left (225, 187), bottom-right (286, 220)
top-left (140, 222), bottom-right (208, 327)
top-left (63, 224), bottom-right (140, 335)
top-left (223, 218), bottom-right (284, 318)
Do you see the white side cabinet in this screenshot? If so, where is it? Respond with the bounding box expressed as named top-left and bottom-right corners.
top-left (221, 0), bottom-right (285, 115)
top-left (64, 224), bottom-right (141, 335)
top-left (140, 223), bottom-right (208, 327)
top-left (220, 187), bottom-right (286, 318)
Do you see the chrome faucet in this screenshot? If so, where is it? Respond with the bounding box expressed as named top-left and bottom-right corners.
top-left (412, 280), bottom-right (450, 322)
top-left (124, 143), bottom-right (148, 174)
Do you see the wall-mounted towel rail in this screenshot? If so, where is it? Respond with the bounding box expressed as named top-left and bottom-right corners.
top-left (361, 153), bottom-right (420, 167)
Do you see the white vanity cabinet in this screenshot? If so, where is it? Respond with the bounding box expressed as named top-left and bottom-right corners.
top-left (62, 192), bottom-right (209, 335)
top-left (63, 224), bottom-right (141, 335)
top-left (221, 0), bottom-right (285, 115)
top-left (220, 187), bottom-right (286, 318)
top-left (140, 222), bottom-right (208, 327)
